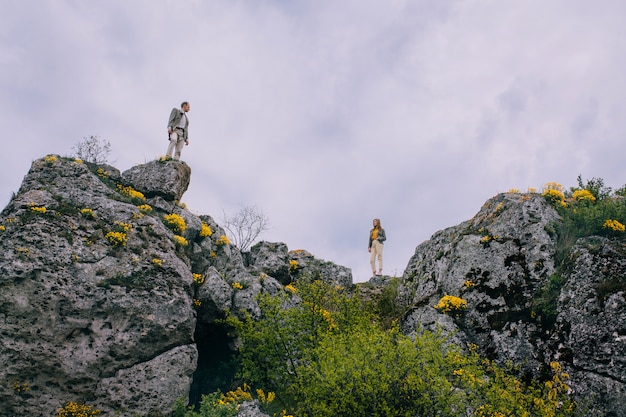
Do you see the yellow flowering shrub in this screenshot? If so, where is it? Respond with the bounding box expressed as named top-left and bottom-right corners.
top-left (152, 258), bottom-right (163, 267)
top-left (572, 189), bottom-right (596, 202)
top-left (603, 219), bottom-right (625, 233)
top-left (285, 284), bottom-right (297, 294)
top-left (542, 182), bottom-right (567, 207)
top-left (221, 385), bottom-right (253, 404)
top-left (435, 295), bottom-right (468, 315)
top-left (96, 168), bottom-right (109, 178)
top-left (105, 231), bottom-right (127, 247)
top-left (193, 273), bottom-right (205, 285)
top-left (216, 234), bottom-right (231, 246)
top-left (137, 204), bottom-right (153, 213)
top-left (0, 225), bottom-right (5, 232)
top-left (12, 381), bottom-right (29, 394)
top-left (56, 401), bottom-right (102, 417)
top-left (199, 222), bottom-right (213, 237)
top-left (116, 184), bottom-right (146, 201)
top-left (164, 213), bottom-right (187, 234)
top-left (232, 282), bottom-right (243, 290)
top-left (256, 389), bottom-right (276, 404)
top-left (114, 221), bottom-right (132, 232)
top-left (173, 235), bottom-right (189, 246)
top-left (30, 205), bottom-right (47, 214)
top-left (80, 208), bottom-right (95, 219)
top-left (44, 155), bottom-right (57, 164)
top-left (289, 259), bottom-right (299, 273)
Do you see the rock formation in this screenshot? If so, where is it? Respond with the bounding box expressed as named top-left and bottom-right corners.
top-left (0, 156), bottom-right (352, 417)
top-left (2, 155), bottom-right (624, 416)
top-left (398, 192), bottom-right (626, 416)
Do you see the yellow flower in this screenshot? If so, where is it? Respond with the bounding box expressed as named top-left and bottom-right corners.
top-left (80, 208), bottom-right (95, 219)
top-left (96, 168), bottom-right (109, 178)
top-left (0, 225), bottom-right (5, 232)
top-left (114, 221), bottom-right (133, 232)
top-left (216, 235), bottom-right (231, 246)
top-left (572, 189), bottom-right (596, 202)
top-left (164, 213), bottom-right (187, 234)
top-left (603, 219), bottom-right (625, 232)
top-left (137, 204), bottom-right (153, 213)
top-left (173, 235), bottom-right (189, 246)
top-left (193, 273), bottom-right (205, 285)
top-left (285, 284), bottom-right (297, 294)
top-left (193, 298), bottom-right (202, 308)
top-left (44, 155), bottom-right (57, 164)
top-left (200, 222), bottom-right (213, 237)
top-left (105, 231), bottom-right (127, 247)
top-left (542, 182), bottom-right (567, 207)
top-left (152, 258), bottom-right (163, 267)
top-left (30, 205), bottom-right (47, 214)
top-left (289, 259), bottom-right (299, 273)
top-left (116, 184), bottom-right (146, 200)
top-left (463, 280), bottom-right (475, 288)
top-left (12, 381), bottom-right (29, 394)
top-left (56, 402), bottom-right (102, 417)
top-left (435, 295), bottom-right (468, 314)
top-left (74, 158), bottom-right (83, 164)
top-left (232, 282), bottom-right (243, 290)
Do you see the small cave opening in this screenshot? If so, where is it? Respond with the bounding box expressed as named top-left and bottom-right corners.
top-left (189, 321), bottom-right (239, 407)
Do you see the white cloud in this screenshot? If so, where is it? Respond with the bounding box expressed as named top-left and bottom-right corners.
top-left (2, 0), bottom-right (626, 281)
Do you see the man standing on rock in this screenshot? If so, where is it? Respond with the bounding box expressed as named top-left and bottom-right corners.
top-left (166, 101), bottom-right (190, 160)
top-left (368, 218), bottom-right (386, 276)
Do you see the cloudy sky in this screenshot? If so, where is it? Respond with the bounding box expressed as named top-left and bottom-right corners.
top-left (2, 0), bottom-right (625, 282)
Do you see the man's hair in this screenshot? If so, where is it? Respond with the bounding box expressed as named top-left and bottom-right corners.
top-left (181, 101), bottom-right (189, 108)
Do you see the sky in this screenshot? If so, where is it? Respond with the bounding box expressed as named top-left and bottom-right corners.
top-left (2, 0), bottom-right (626, 282)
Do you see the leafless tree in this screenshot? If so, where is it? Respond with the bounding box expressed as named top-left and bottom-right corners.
top-left (72, 135), bottom-right (111, 164)
top-left (222, 205), bottom-right (270, 252)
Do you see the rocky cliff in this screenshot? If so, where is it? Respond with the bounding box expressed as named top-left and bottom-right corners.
top-left (398, 192), bottom-right (626, 416)
top-left (2, 156), bottom-right (625, 416)
top-left (0, 156), bottom-right (351, 417)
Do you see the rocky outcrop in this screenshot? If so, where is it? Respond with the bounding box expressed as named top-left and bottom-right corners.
top-left (397, 192), bottom-right (626, 416)
top-left (0, 156), bottom-right (352, 417)
top-left (554, 237), bottom-right (626, 414)
top-left (121, 159), bottom-right (191, 201)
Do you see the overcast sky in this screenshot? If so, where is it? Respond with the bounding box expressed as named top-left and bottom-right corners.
top-left (2, 0), bottom-right (625, 282)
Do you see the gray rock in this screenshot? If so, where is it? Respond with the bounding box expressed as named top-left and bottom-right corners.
top-left (288, 248), bottom-right (353, 287)
top-left (235, 401), bottom-right (271, 417)
top-left (1, 155), bottom-right (348, 416)
top-left (122, 159), bottom-right (191, 201)
top-left (247, 241), bottom-right (291, 284)
top-left (398, 192), bottom-right (626, 416)
top-left (96, 344), bottom-right (198, 416)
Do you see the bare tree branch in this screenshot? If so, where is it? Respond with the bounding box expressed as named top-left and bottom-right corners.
top-left (221, 205), bottom-right (270, 252)
top-left (72, 135), bottom-right (111, 164)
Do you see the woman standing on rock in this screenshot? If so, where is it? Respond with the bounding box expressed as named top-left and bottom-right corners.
top-left (368, 218), bottom-right (386, 276)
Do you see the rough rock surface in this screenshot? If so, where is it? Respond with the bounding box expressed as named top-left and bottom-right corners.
top-left (397, 192), bottom-right (626, 416)
top-left (0, 156), bottom-right (352, 417)
top-left (122, 159), bottom-right (191, 201)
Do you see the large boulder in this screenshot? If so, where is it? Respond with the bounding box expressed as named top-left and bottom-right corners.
top-left (0, 156), bottom-right (197, 416)
top-left (0, 155), bottom-right (352, 416)
top-left (398, 192), bottom-right (626, 416)
top-left (122, 159), bottom-right (191, 201)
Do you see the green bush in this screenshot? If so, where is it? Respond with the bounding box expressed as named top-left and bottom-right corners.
top-left (218, 278), bottom-right (576, 417)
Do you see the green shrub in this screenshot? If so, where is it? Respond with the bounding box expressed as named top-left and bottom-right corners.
top-left (221, 279), bottom-right (576, 416)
